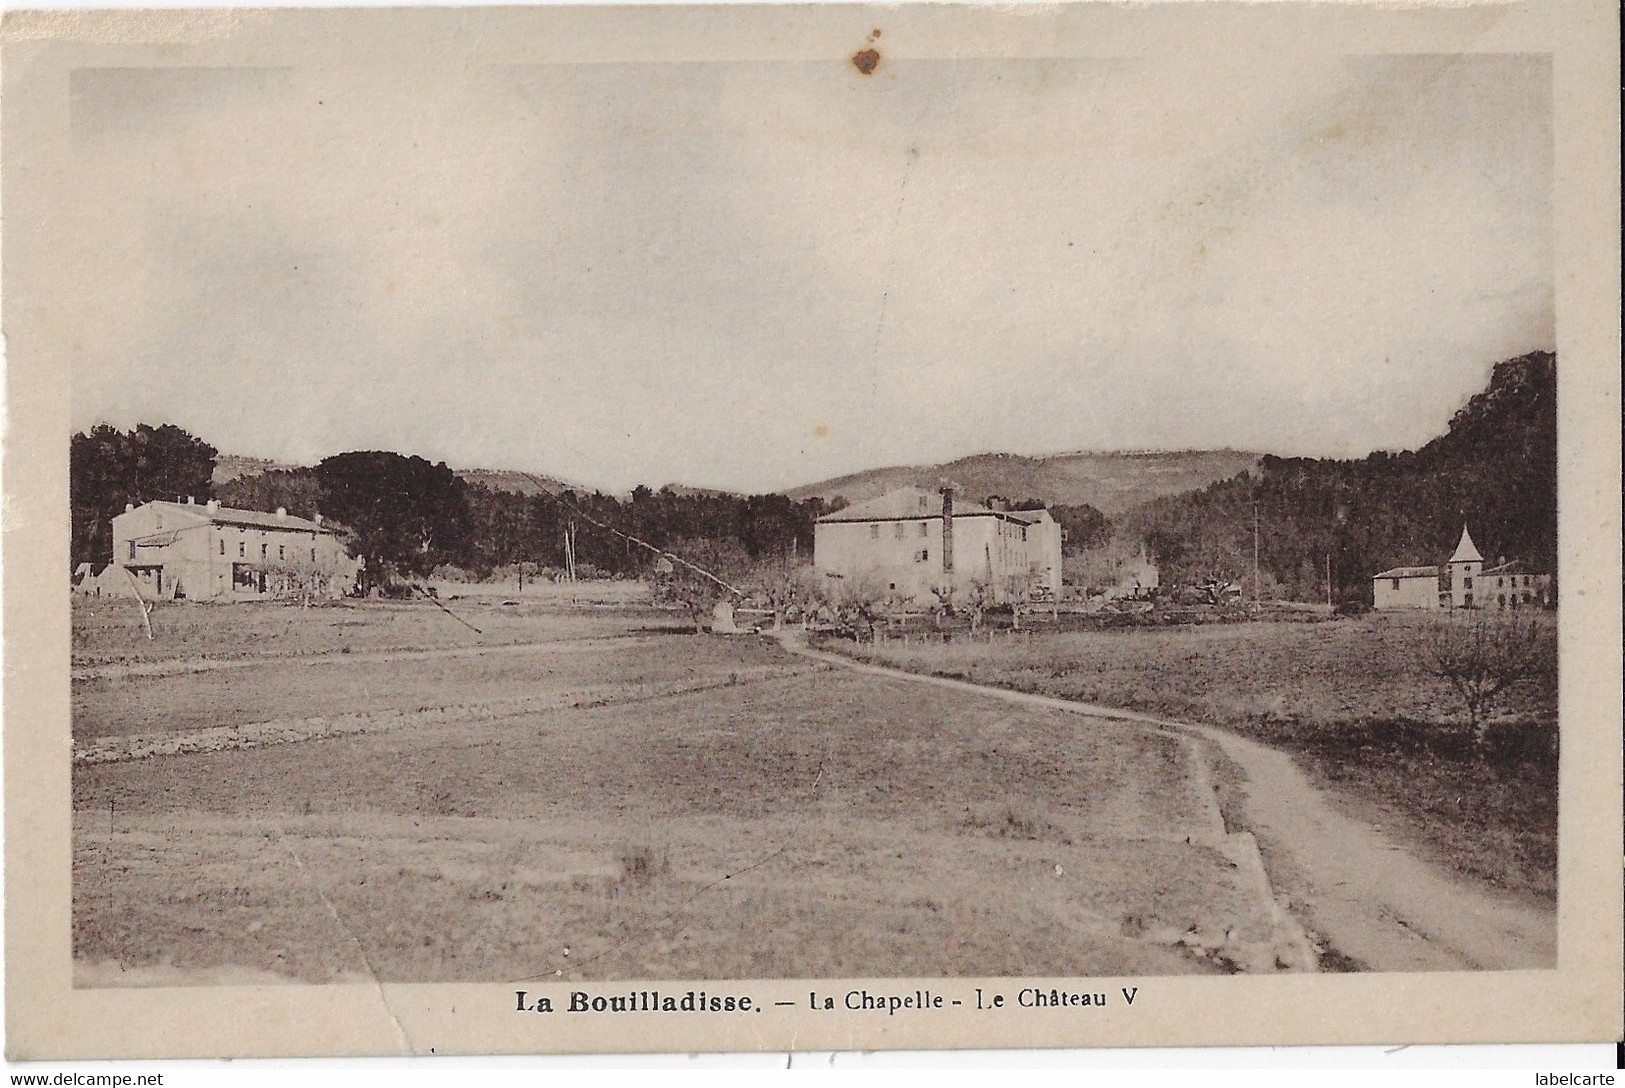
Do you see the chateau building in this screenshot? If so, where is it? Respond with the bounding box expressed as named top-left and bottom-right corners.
top-left (813, 486), bottom-right (1063, 606)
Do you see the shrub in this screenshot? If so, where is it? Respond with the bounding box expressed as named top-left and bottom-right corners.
top-left (618, 845), bottom-right (669, 885)
top-left (1428, 613), bottom-right (1555, 735)
top-left (1478, 717), bottom-right (1558, 771)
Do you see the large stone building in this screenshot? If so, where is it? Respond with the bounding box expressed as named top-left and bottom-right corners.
top-left (813, 486), bottom-right (1063, 606)
top-left (111, 499), bottom-right (357, 601)
top-left (1372, 526), bottom-right (1553, 611)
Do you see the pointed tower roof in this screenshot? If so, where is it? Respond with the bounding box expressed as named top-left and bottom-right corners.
top-left (1448, 525), bottom-right (1483, 564)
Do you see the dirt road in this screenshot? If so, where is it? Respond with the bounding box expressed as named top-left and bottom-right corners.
top-left (787, 635), bottom-right (1556, 972)
top-left (1180, 723), bottom-right (1556, 971)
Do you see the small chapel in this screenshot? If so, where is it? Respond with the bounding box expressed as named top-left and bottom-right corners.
top-left (1372, 526), bottom-right (1553, 611)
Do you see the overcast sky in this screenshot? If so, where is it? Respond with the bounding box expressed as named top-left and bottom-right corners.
top-left (60, 52), bottom-right (1551, 493)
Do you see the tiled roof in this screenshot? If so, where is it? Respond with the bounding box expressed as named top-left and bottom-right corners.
top-left (1372, 565), bottom-right (1439, 580)
top-left (1482, 560), bottom-right (1544, 576)
top-left (817, 487), bottom-right (1010, 523)
top-left (145, 500), bottom-right (335, 534)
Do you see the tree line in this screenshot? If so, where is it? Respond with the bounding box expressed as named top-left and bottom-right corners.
top-left (1115, 351), bottom-right (1557, 603)
top-left (70, 431), bottom-right (840, 587)
top-left (68, 350), bottom-right (1553, 603)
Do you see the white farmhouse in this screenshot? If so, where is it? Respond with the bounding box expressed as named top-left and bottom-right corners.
top-left (111, 499), bottom-right (357, 601)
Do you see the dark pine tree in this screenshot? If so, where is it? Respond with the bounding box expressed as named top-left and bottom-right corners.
top-left (70, 423), bottom-right (218, 568)
top-left (313, 452), bottom-right (471, 586)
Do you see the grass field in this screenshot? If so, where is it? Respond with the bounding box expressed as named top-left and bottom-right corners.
top-left (72, 597), bottom-right (1288, 984)
top-left (71, 588), bottom-right (672, 669)
top-left (837, 612), bottom-right (1558, 901)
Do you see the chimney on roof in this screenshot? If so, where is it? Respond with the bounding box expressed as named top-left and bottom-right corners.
top-left (206, 499), bottom-right (220, 514)
top-left (124, 502), bottom-right (134, 513)
top-left (185, 496), bottom-right (194, 504)
top-left (276, 507), bottom-right (287, 520)
top-left (314, 513), bottom-right (323, 527)
top-left (940, 485), bottom-right (955, 575)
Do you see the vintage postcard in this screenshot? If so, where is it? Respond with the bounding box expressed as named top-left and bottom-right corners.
top-left (3, 0), bottom-right (1620, 1061)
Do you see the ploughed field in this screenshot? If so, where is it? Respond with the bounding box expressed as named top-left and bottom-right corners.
top-left (839, 612), bottom-right (1559, 902)
top-left (72, 598), bottom-right (1282, 984)
top-left (71, 582), bottom-right (668, 670)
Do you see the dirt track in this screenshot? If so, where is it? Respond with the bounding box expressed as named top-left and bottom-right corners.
top-left (1183, 725), bottom-right (1555, 971)
top-left (790, 635), bottom-right (1556, 972)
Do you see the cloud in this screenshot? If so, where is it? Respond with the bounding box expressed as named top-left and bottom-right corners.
top-left (57, 53), bottom-right (1551, 492)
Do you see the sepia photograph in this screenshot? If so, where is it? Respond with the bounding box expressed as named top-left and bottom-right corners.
top-left (4, 0), bottom-right (1620, 1061)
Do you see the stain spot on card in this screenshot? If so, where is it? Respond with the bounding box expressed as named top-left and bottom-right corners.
top-left (852, 48), bottom-right (880, 76)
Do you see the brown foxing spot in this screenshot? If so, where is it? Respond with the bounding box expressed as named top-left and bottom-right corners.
top-left (852, 48), bottom-right (880, 76)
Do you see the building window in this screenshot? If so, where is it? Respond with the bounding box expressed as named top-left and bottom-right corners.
top-left (261, 543), bottom-right (268, 559)
top-left (239, 541), bottom-right (246, 557)
top-left (278, 545), bottom-right (285, 560)
top-left (128, 541), bottom-right (136, 560)
top-left (915, 549), bottom-right (929, 563)
top-left (918, 522), bottom-right (928, 537)
top-left (869, 524), bottom-right (879, 539)
top-left (1463, 576), bottom-right (1473, 590)
top-left (894, 523), bottom-right (905, 540)
top-left (1391, 578), bottom-right (1400, 590)
top-left (219, 539), bottom-right (225, 555)
top-left (311, 548), bottom-right (317, 562)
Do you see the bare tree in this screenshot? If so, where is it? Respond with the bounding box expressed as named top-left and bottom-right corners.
top-left (1428, 613), bottom-right (1554, 735)
top-left (810, 568), bottom-right (897, 642)
top-left (961, 578), bottom-right (993, 633)
top-left (742, 556), bottom-right (819, 629)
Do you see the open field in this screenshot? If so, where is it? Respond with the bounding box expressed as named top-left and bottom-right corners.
top-left (71, 587), bottom-right (669, 670)
top-left (836, 612), bottom-right (1558, 901)
top-left (72, 636), bottom-right (794, 741)
top-left (71, 598), bottom-right (1292, 983)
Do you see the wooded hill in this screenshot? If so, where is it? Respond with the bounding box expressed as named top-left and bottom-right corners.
top-left (1119, 351), bottom-right (1557, 602)
top-left (786, 448), bottom-right (1262, 517)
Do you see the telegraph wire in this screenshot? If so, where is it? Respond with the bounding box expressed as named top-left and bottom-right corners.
top-left (515, 471), bottom-right (749, 599)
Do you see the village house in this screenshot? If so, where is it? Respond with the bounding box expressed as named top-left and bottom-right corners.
top-left (1371, 525), bottom-right (1553, 611)
top-left (1370, 564), bottom-right (1441, 610)
top-left (110, 498), bottom-right (357, 601)
top-left (813, 486), bottom-right (1063, 607)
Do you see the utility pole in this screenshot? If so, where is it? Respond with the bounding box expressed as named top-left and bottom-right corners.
top-left (1325, 553), bottom-right (1332, 609)
top-left (1252, 500), bottom-right (1261, 615)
